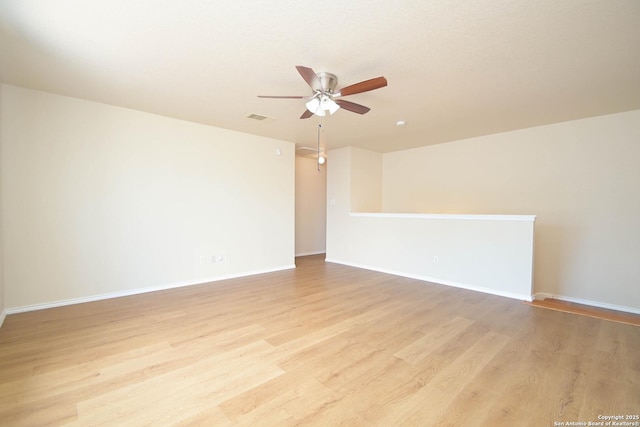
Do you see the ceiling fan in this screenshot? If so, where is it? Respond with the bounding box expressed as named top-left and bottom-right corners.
top-left (258, 66), bottom-right (387, 119)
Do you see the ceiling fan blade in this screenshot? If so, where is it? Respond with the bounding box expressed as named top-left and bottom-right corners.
top-left (300, 109), bottom-right (314, 119)
top-left (296, 65), bottom-right (322, 90)
top-left (257, 95), bottom-right (306, 99)
top-left (335, 99), bottom-right (371, 114)
top-left (338, 76), bottom-right (387, 97)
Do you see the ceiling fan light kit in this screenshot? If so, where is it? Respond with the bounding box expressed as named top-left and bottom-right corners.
top-left (305, 95), bottom-right (340, 116)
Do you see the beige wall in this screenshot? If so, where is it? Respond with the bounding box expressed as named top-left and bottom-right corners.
top-left (383, 110), bottom-right (640, 312)
top-left (350, 148), bottom-right (382, 213)
top-left (295, 156), bottom-right (326, 256)
top-left (1, 85), bottom-right (295, 310)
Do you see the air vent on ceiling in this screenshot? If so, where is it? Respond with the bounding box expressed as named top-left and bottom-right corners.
top-left (296, 146), bottom-right (327, 159)
top-left (296, 146), bottom-right (317, 155)
top-left (245, 112), bottom-right (273, 121)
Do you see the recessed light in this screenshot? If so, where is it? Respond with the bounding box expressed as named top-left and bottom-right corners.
top-left (396, 120), bottom-right (406, 126)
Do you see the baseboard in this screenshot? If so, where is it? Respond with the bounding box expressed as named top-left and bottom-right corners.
top-left (532, 292), bottom-right (640, 315)
top-left (5, 264), bottom-right (296, 315)
top-left (295, 251), bottom-right (326, 257)
top-left (325, 258), bottom-right (533, 302)
top-left (0, 308), bottom-right (6, 328)
top-left (532, 292), bottom-right (553, 301)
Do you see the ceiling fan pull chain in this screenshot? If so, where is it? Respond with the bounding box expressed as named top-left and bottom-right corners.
top-left (317, 122), bottom-right (322, 172)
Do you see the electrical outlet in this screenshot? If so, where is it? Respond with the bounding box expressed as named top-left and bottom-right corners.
top-left (199, 256), bottom-right (206, 264)
top-left (433, 256), bottom-right (439, 264)
top-left (211, 254), bottom-right (226, 263)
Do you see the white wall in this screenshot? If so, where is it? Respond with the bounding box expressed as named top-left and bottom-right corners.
top-left (0, 84), bottom-right (5, 326)
top-left (0, 84), bottom-right (295, 311)
top-left (326, 147), bottom-right (352, 262)
top-left (383, 110), bottom-right (640, 312)
top-left (295, 156), bottom-right (326, 256)
top-left (326, 147), bottom-right (535, 301)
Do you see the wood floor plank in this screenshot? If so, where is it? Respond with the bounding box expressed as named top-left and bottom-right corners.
top-left (376, 331), bottom-right (510, 425)
top-left (0, 254), bottom-right (638, 426)
top-left (74, 341), bottom-right (282, 425)
top-left (220, 371), bottom-right (337, 426)
top-left (394, 315), bottom-right (474, 364)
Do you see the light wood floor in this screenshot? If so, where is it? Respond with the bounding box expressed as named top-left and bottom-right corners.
top-left (1, 255), bottom-right (638, 426)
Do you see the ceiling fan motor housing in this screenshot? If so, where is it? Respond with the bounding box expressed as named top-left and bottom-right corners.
top-left (316, 72), bottom-right (338, 93)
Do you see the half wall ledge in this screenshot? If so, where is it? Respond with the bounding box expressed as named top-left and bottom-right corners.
top-left (351, 212), bottom-right (536, 222)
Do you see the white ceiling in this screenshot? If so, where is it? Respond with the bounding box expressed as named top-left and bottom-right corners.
top-left (1, 0), bottom-right (639, 154)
